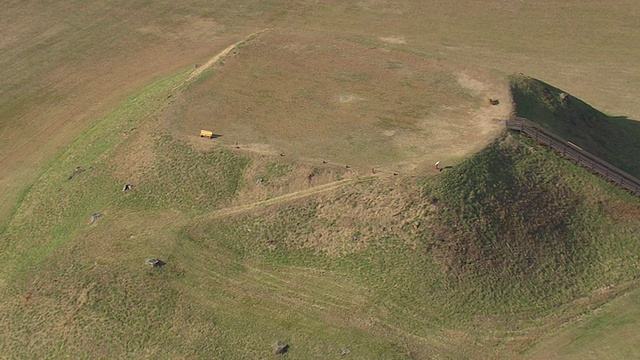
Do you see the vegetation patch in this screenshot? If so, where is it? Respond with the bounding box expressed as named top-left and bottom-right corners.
top-left (126, 135), bottom-right (250, 213)
top-left (423, 134), bottom-right (640, 314)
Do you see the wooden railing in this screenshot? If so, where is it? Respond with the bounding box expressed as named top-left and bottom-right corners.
top-left (506, 117), bottom-right (640, 196)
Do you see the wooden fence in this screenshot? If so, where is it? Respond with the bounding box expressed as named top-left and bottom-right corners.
top-left (506, 118), bottom-right (640, 196)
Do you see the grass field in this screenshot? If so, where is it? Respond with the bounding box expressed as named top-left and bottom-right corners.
top-left (526, 285), bottom-right (640, 359)
top-left (2, 1), bottom-right (640, 358)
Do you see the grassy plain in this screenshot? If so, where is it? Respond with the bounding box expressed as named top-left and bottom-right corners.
top-left (2, 1), bottom-right (640, 359)
top-left (526, 286), bottom-right (640, 360)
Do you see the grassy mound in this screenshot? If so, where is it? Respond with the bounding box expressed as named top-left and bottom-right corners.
top-left (423, 135), bottom-right (640, 313)
top-left (510, 74), bottom-right (640, 178)
top-left (2, 60), bottom-right (640, 358)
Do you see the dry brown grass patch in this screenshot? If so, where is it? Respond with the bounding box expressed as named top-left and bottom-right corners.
top-left (164, 29), bottom-right (512, 176)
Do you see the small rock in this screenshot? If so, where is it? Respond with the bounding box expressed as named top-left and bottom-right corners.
top-left (69, 166), bottom-right (85, 180)
top-left (341, 347), bottom-right (351, 356)
top-left (146, 258), bottom-right (165, 268)
top-left (273, 341), bottom-right (289, 355)
top-left (90, 213), bottom-right (101, 223)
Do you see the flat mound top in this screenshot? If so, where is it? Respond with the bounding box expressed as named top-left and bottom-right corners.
top-left (167, 30), bottom-right (511, 173)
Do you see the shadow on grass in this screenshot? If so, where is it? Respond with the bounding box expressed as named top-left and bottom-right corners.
top-left (510, 74), bottom-right (640, 178)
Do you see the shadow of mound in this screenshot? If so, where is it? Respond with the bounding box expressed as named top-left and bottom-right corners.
top-left (509, 74), bottom-right (640, 178)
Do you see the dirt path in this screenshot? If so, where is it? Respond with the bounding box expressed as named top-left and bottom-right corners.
top-left (186, 29), bottom-right (269, 82)
top-left (195, 176), bottom-right (373, 222)
top-left (161, 176), bottom-right (371, 233)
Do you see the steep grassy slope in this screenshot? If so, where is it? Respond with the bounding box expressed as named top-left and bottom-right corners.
top-left (510, 74), bottom-right (640, 178)
top-left (424, 135), bottom-right (640, 312)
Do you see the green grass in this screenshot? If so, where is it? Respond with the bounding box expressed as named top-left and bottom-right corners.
top-left (2, 75), bottom-right (640, 357)
top-left (157, 134), bottom-right (640, 357)
top-left (0, 69), bottom-right (188, 284)
top-left (126, 135), bottom-right (250, 213)
top-left (422, 135), bottom-right (640, 315)
top-left (258, 161), bottom-right (292, 184)
top-left (526, 284), bottom-right (640, 359)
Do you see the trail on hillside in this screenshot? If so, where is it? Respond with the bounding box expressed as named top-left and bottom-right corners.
top-left (194, 176), bottom-right (373, 222)
top-left (186, 29), bottom-right (269, 83)
top-left (162, 176), bottom-right (371, 243)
